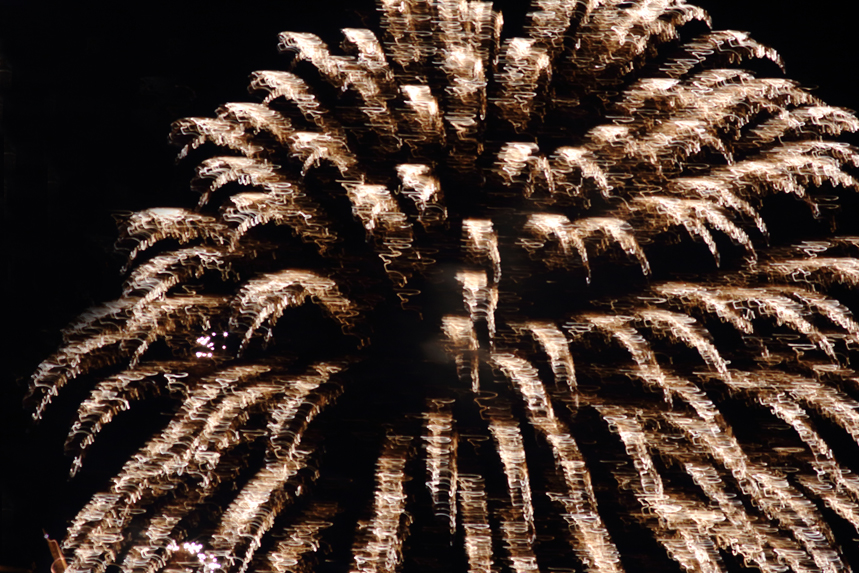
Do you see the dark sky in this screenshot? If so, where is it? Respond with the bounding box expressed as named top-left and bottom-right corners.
top-left (1, 0), bottom-right (857, 569)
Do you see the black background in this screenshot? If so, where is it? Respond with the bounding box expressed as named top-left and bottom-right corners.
top-left (2, 0), bottom-right (857, 569)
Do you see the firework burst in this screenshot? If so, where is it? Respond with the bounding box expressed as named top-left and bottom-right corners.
top-left (26, 1), bottom-right (859, 572)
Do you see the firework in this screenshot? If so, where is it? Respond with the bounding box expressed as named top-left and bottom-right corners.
top-left (24, 1), bottom-right (859, 571)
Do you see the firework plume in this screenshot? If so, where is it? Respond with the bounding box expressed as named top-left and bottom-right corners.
top-left (26, 1), bottom-right (859, 572)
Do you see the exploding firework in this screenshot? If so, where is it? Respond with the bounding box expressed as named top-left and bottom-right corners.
top-left (15, 0), bottom-right (859, 572)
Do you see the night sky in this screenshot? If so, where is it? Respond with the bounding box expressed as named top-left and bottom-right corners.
top-left (2, 0), bottom-right (857, 570)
